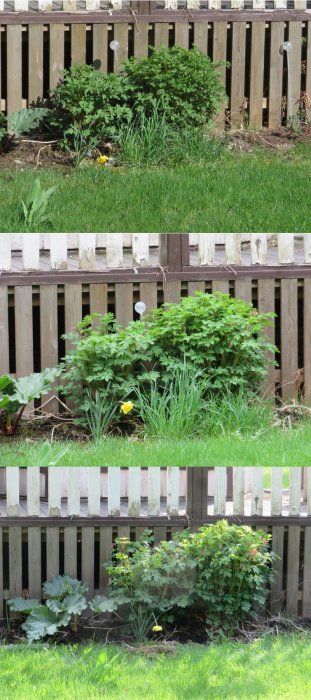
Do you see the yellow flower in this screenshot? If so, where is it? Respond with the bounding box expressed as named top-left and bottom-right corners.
top-left (96, 155), bottom-right (109, 164)
top-left (151, 625), bottom-right (163, 633)
top-left (120, 401), bottom-right (134, 415)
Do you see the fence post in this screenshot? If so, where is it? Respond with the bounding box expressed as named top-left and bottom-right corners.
top-left (186, 468), bottom-right (208, 520)
top-left (131, 1), bottom-right (152, 12)
top-left (159, 234), bottom-right (189, 271)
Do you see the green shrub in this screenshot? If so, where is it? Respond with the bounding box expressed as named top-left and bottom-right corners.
top-left (50, 64), bottom-right (132, 143)
top-left (181, 520), bottom-right (276, 632)
top-left (146, 292), bottom-right (276, 394)
top-left (122, 45), bottom-right (226, 128)
top-left (61, 294), bottom-right (276, 419)
top-left (102, 522), bottom-right (276, 638)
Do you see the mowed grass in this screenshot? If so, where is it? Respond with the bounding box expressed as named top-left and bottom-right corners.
top-left (0, 424), bottom-right (310, 466)
top-left (1, 635), bottom-right (311, 699)
top-left (0, 145), bottom-right (310, 232)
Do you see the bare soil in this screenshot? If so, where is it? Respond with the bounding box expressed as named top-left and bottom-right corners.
top-left (1, 126), bottom-right (311, 172)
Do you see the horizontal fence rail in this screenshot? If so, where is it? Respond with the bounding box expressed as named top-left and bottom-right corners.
top-left (1, 467), bottom-right (311, 618)
top-left (1, 234), bottom-right (311, 272)
top-left (0, 467), bottom-right (310, 518)
top-left (1, 11), bottom-right (311, 127)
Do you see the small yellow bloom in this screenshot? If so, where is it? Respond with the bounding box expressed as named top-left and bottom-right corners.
top-left (120, 401), bottom-right (134, 415)
top-left (96, 155), bottom-right (109, 164)
top-left (151, 625), bottom-right (163, 633)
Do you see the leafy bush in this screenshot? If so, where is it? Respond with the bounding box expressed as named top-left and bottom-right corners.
top-left (0, 368), bottom-right (60, 436)
top-left (122, 45), bottom-right (226, 128)
top-left (180, 520), bottom-right (275, 632)
top-left (50, 64), bottom-right (132, 144)
top-left (146, 293), bottom-right (276, 393)
top-left (61, 312), bottom-right (153, 411)
top-left (61, 294), bottom-right (276, 418)
top-left (0, 107), bottom-right (48, 153)
top-left (103, 522), bottom-right (276, 638)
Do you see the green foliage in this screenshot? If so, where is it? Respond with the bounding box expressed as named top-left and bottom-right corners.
top-left (8, 108), bottom-right (49, 138)
top-left (61, 312), bottom-right (153, 411)
top-left (146, 293), bottom-right (277, 394)
top-left (0, 368), bottom-right (60, 436)
top-left (61, 294), bottom-right (276, 421)
top-left (134, 364), bottom-right (210, 439)
top-left (114, 108), bottom-right (225, 168)
top-left (74, 387), bottom-right (117, 442)
top-left (0, 113), bottom-right (7, 150)
top-left (21, 178), bottom-right (56, 229)
top-left (104, 522), bottom-right (276, 638)
top-left (122, 45), bottom-right (226, 129)
top-left (50, 64), bottom-right (132, 144)
top-left (99, 530), bottom-right (196, 641)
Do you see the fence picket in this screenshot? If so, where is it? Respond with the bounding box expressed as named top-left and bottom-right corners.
top-left (0, 236), bottom-right (12, 271)
top-left (28, 527), bottom-right (42, 598)
top-left (286, 526), bottom-right (300, 615)
top-left (278, 234), bottom-right (295, 264)
top-left (233, 467), bottom-right (244, 515)
top-left (289, 467), bottom-right (302, 516)
top-left (281, 279), bottom-right (298, 400)
top-left (67, 468), bottom-right (81, 516)
top-left (106, 234), bottom-right (123, 267)
top-left (0, 529), bottom-right (3, 617)
top-left (79, 234), bottom-right (96, 270)
top-left (225, 234), bottom-right (241, 265)
top-left (148, 467), bottom-right (161, 516)
top-left (50, 234), bottom-right (68, 269)
top-left (304, 234), bottom-right (311, 263)
top-left (0, 286), bottom-right (10, 375)
top-left (128, 468), bottom-right (141, 517)
top-left (27, 468), bottom-right (40, 516)
top-left (48, 467), bottom-right (62, 517)
top-left (108, 467), bottom-right (121, 516)
top-left (251, 467), bottom-right (263, 515)
top-left (132, 234), bottom-right (150, 267)
top-left (6, 468), bottom-right (20, 517)
top-left (270, 526), bottom-right (284, 614)
top-left (9, 527), bottom-right (22, 597)
top-left (46, 527), bottom-right (60, 580)
top-left (303, 527), bottom-right (311, 616)
top-left (198, 234), bottom-right (216, 265)
top-left (167, 467), bottom-right (180, 516)
top-left (64, 527), bottom-right (78, 578)
top-left (81, 528), bottom-right (95, 597)
top-left (23, 234), bottom-right (40, 271)
top-left (88, 467), bottom-right (101, 516)
top-left (213, 467), bottom-right (227, 515)
top-left (304, 279), bottom-right (311, 404)
top-left (271, 467), bottom-right (283, 516)
top-left (251, 235), bottom-right (268, 265)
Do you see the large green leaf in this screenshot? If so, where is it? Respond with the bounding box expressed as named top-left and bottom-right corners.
top-left (89, 595), bottom-right (127, 613)
top-left (7, 598), bottom-right (41, 614)
top-left (8, 108), bottom-right (49, 137)
top-left (42, 575), bottom-right (88, 600)
top-left (0, 375), bottom-right (14, 393)
top-left (47, 594), bottom-right (88, 616)
top-left (21, 605), bottom-right (71, 643)
top-left (12, 368), bottom-right (60, 405)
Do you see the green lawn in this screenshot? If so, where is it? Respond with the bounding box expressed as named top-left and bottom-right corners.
top-left (0, 425), bottom-right (310, 466)
top-left (0, 635), bottom-right (311, 699)
top-left (0, 146), bottom-right (310, 232)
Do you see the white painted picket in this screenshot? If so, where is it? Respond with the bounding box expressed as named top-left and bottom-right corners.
top-left (1, 467), bottom-right (311, 519)
top-left (1, 234), bottom-right (310, 272)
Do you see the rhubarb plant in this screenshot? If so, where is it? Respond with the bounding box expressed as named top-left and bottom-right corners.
top-left (0, 368), bottom-right (60, 436)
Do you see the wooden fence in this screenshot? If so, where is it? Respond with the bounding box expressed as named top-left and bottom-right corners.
top-left (1, 234), bottom-right (311, 270)
top-left (1, 7), bottom-right (311, 127)
top-left (1, 466), bottom-right (311, 617)
top-left (0, 234), bottom-right (311, 403)
top-left (2, 3), bottom-right (311, 12)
